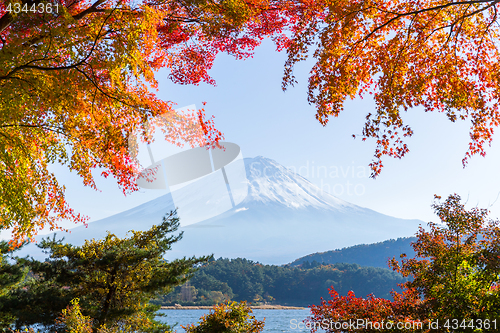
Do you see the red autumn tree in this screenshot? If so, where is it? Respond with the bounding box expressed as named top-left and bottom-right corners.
top-left (308, 287), bottom-right (424, 333)
top-left (0, 0), bottom-right (291, 244)
top-left (309, 194), bottom-right (500, 332)
top-left (280, 0), bottom-right (500, 177)
top-left (389, 194), bottom-right (500, 328)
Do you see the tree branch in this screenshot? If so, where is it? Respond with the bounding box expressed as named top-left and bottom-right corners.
top-left (0, 123), bottom-right (68, 136)
top-left (364, 0), bottom-right (500, 43)
top-left (0, 4), bottom-right (115, 81)
top-left (0, 11), bottom-right (14, 35)
top-left (0, 0), bottom-right (107, 36)
top-left (72, 0), bottom-right (107, 20)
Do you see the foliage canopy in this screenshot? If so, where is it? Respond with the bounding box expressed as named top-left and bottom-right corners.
top-left (0, 0), bottom-right (267, 243)
top-left (280, 0), bottom-right (500, 176)
top-left (3, 0), bottom-right (500, 242)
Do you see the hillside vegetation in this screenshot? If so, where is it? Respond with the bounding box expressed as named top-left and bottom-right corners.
top-left (289, 237), bottom-right (417, 269)
top-left (155, 258), bottom-right (407, 306)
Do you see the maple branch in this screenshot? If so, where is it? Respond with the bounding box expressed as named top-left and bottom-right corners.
top-left (164, 15), bottom-right (200, 23)
top-left (0, 0), bottom-right (108, 30)
top-left (75, 64), bottom-right (143, 110)
top-left (72, 0), bottom-right (108, 20)
top-left (0, 123), bottom-right (68, 136)
top-left (0, 58), bottom-right (82, 80)
top-left (330, 0), bottom-right (500, 97)
top-left (0, 4), bottom-right (115, 80)
top-left (364, 0), bottom-right (500, 43)
top-left (1, 0), bottom-right (114, 54)
top-left (0, 12), bottom-right (13, 35)
top-left (385, 15), bottom-right (419, 92)
top-left (475, 5), bottom-right (499, 63)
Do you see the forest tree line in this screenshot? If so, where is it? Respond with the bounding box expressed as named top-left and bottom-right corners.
top-left (290, 237), bottom-right (417, 269)
top-left (154, 258), bottom-right (407, 306)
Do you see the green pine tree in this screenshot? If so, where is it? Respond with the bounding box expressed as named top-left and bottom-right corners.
top-left (0, 241), bottom-right (28, 331)
top-left (3, 210), bottom-right (211, 332)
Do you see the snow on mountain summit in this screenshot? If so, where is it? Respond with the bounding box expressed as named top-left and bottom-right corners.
top-left (243, 156), bottom-right (350, 210)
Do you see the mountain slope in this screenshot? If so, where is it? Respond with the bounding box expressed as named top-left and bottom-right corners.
top-left (288, 237), bottom-right (418, 269)
top-left (19, 156), bottom-right (424, 264)
top-left (163, 157), bottom-right (423, 263)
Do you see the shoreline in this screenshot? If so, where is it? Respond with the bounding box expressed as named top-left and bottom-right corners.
top-left (160, 305), bottom-right (306, 310)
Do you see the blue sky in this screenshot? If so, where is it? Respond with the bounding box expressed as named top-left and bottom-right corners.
top-left (4, 38), bottom-right (500, 239)
top-left (158, 39), bottom-right (500, 224)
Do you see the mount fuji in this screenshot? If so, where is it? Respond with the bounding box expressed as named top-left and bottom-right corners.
top-left (20, 156), bottom-right (423, 265)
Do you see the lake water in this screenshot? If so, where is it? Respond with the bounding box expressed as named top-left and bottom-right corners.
top-left (158, 308), bottom-right (325, 332)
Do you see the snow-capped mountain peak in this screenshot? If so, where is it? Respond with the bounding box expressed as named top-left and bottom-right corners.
top-left (18, 156), bottom-right (423, 264)
top-left (243, 156), bottom-right (349, 210)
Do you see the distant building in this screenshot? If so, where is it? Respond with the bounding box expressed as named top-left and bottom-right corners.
top-left (181, 280), bottom-right (193, 302)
